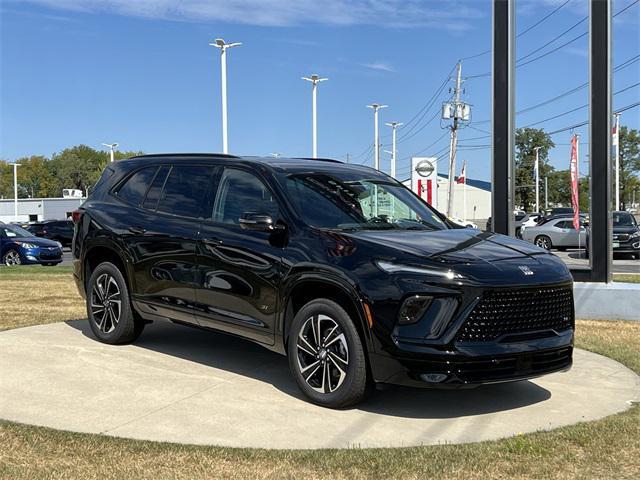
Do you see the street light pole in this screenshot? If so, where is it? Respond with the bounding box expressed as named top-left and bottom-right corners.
top-left (302, 74), bottom-right (328, 158)
top-left (533, 146), bottom-right (541, 213)
top-left (210, 38), bottom-right (242, 154)
top-left (102, 143), bottom-right (119, 163)
top-left (613, 112), bottom-right (620, 210)
top-left (9, 163), bottom-right (20, 221)
top-left (367, 104), bottom-right (387, 170)
top-left (385, 121), bottom-right (403, 179)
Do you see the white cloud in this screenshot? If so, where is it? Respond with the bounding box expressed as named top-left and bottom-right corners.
top-left (17, 0), bottom-right (484, 30)
top-left (359, 61), bottom-right (395, 72)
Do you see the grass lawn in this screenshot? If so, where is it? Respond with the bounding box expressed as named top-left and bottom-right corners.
top-left (0, 269), bottom-right (639, 479)
top-left (613, 273), bottom-right (640, 283)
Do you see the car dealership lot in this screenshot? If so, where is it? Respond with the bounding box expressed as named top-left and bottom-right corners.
top-left (554, 249), bottom-right (640, 275)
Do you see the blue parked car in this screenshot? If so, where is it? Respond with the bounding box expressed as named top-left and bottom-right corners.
top-left (0, 224), bottom-right (63, 266)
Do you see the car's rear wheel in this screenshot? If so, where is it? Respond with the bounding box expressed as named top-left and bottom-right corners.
top-left (535, 235), bottom-right (552, 250)
top-left (3, 249), bottom-right (21, 266)
top-left (87, 262), bottom-right (144, 344)
top-left (288, 298), bottom-right (369, 408)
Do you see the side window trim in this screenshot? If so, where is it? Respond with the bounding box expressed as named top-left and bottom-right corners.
top-left (143, 165), bottom-right (172, 212)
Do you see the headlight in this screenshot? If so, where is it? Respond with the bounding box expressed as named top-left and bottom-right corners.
top-left (376, 260), bottom-right (463, 280)
top-left (56, 241), bottom-right (63, 248)
top-left (18, 242), bottom-right (38, 249)
top-left (630, 231), bottom-right (640, 239)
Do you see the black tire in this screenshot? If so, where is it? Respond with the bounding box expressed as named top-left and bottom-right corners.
top-left (86, 262), bottom-right (144, 344)
top-left (287, 298), bottom-right (369, 408)
top-left (3, 249), bottom-right (21, 266)
top-left (535, 235), bottom-right (552, 250)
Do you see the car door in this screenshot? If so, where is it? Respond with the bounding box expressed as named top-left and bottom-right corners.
top-left (117, 164), bottom-right (214, 326)
top-left (194, 166), bottom-right (288, 346)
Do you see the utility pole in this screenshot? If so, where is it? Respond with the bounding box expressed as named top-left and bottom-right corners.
top-left (210, 38), bottom-right (242, 154)
top-left (302, 74), bottom-right (328, 158)
top-left (613, 112), bottom-right (620, 210)
top-left (345, 153), bottom-right (350, 163)
top-left (385, 121), bottom-right (403, 179)
top-left (9, 163), bottom-right (20, 221)
top-left (102, 143), bottom-right (119, 163)
top-left (442, 61), bottom-right (470, 218)
top-left (367, 103), bottom-right (388, 170)
top-left (533, 146), bottom-right (541, 213)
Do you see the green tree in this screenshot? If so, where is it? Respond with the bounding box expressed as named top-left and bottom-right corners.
top-left (14, 156), bottom-right (57, 198)
top-left (515, 127), bottom-right (556, 212)
top-left (618, 126), bottom-right (640, 209)
top-left (48, 145), bottom-right (110, 195)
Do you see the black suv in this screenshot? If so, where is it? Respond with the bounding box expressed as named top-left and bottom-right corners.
top-left (73, 154), bottom-right (574, 407)
top-left (28, 220), bottom-right (74, 247)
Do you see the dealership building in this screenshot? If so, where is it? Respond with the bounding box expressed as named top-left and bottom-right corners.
top-left (0, 197), bottom-right (85, 223)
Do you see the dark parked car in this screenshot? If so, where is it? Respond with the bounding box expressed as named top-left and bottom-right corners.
top-left (27, 220), bottom-right (74, 247)
top-left (73, 154), bottom-right (574, 407)
top-left (585, 211), bottom-right (640, 259)
top-left (1, 224), bottom-right (63, 266)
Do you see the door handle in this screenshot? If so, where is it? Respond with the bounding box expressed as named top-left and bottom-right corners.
top-left (128, 226), bottom-right (146, 235)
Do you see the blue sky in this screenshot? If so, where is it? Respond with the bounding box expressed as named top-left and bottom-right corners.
top-left (1, 0), bottom-right (638, 182)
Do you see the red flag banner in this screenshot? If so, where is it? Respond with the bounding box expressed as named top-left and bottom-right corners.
top-left (569, 134), bottom-right (580, 231)
top-left (456, 161), bottom-right (466, 184)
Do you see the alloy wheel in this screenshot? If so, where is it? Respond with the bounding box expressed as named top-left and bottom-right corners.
top-left (536, 237), bottom-right (550, 250)
top-left (90, 273), bottom-right (122, 334)
top-left (296, 314), bottom-right (349, 394)
top-left (4, 250), bottom-right (21, 266)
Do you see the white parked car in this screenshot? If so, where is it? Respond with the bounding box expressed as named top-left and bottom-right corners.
top-left (449, 217), bottom-right (478, 229)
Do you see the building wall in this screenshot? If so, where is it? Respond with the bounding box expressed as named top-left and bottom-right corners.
top-left (402, 178), bottom-right (491, 220)
top-left (0, 198), bottom-right (85, 223)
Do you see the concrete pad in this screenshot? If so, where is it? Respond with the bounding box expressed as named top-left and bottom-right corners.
top-left (574, 281), bottom-right (640, 321)
top-left (1, 321), bottom-right (638, 449)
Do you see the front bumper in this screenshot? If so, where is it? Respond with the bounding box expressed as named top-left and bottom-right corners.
top-left (21, 247), bottom-right (63, 264)
top-left (613, 238), bottom-right (640, 254)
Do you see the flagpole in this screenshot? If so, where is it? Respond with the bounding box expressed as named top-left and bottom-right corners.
top-left (614, 113), bottom-right (620, 210)
top-left (533, 147), bottom-right (540, 213)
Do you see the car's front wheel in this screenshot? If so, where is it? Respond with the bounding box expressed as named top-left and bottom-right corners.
top-left (3, 249), bottom-right (21, 266)
top-left (87, 262), bottom-right (144, 344)
top-left (287, 298), bottom-right (369, 408)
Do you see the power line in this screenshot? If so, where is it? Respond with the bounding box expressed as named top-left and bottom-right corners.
top-left (546, 101), bottom-right (640, 135)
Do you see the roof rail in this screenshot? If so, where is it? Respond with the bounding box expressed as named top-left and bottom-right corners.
top-left (129, 153), bottom-right (242, 160)
top-left (291, 157), bottom-right (343, 164)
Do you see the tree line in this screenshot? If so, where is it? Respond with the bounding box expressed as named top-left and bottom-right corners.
top-left (0, 145), bottom-right (142, 199)
top-left (1, 127), bottom-right (638, 210)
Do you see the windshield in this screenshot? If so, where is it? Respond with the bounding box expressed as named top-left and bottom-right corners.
top-left (613, 212), bottom-right (637, 227)
top-left (282, 173), bottom-right (448, 231)
top-left (1, 225), bottom-right (34, 238)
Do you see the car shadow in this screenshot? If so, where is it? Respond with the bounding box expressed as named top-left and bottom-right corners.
top-left (65, 319), bottom-right (552, 419)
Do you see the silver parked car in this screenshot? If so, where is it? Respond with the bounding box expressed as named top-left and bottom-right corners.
top-left (522, 217), bottom-right (587, 251)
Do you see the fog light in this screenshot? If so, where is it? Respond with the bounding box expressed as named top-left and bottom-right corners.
top-left (26, 255), bottom-right (37, 261)
top-left (398, 295), bottom-right (432, 325)
top-left (420, 373), bottom-right (448, 383)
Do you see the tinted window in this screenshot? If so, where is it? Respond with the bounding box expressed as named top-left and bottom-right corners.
top-left (142, 166), bottom-right (170, 211)
top-left (213, 169), bottom-right (280, 224)
top-left (117, 167), bottom-right (158, 206)
top-left (157, 166), bottom-right (212, 218)
top-left (554, 221), bottom-right (569, 229)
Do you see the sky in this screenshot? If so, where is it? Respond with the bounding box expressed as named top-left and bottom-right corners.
top-left (0, 0), bottom-right (638, 183)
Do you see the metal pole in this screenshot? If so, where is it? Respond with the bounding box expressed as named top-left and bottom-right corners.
top-left (614, 112), bottom-right (620, 210)
top-left (11, 163), bottom-right (20, 221)
top-left (587, 0), bottom-right (612, 283)
top-left (367, 104), bottom-right (387, 171)
top-left (220, 46), bottom-right (228, 154)
top-left (312, 81), bottom-right (317, 158)
top-left (110, 146), bottom-right (115, 163)
top-left (386, 122), bottom-right (403, 179)
top-left (491, 0), bottom-right (516, 236)
top-left (534, 147), bottom-right (540, 213)
top-left (545, 176), bottom-right (548, 211)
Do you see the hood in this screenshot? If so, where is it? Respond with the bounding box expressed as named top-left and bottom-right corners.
top-left (613, 225), bottom-right (639, 235)
top-left (343, 228), bottom-right (546, 264)
top-left (13, 236), bottom-right (61, 247)
top-left (340, 228), bottom-right (571, 285)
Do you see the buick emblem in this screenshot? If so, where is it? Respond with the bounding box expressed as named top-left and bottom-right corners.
top-left (518, 265), bottom-right (534, 276)
top-left (415, 159), bottom-right (435, 177)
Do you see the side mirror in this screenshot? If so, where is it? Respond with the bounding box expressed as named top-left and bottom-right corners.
top-left (238, 212), bottom-right (284, 232)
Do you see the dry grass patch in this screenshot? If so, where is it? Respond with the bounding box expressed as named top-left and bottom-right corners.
top-left (0, 270), bottom-right (639, 479)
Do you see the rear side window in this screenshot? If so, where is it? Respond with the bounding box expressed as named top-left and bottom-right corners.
top-left (116, 167), bottom-right (158, 206)
top-left (157, 166), bottom-right (212, 218)
top-left (142, 166), bottom-right (170, 211)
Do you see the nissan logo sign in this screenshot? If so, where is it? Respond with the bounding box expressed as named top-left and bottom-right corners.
top-left (415, 159), bottom-right (434, 177)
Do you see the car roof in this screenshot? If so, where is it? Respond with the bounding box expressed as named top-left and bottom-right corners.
top-left (123, 153), bottom-right (385, 177)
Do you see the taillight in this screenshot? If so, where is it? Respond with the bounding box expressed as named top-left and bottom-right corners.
top-left (72, 209), bottom-right (83, 224)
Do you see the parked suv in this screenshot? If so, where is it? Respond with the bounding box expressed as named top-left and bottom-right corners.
top-left (28, 220), bottom-right (74, 247)
top-left (73, 154), bottom-right (574, 407)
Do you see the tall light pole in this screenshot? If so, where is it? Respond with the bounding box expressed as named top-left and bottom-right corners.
top-left (302, 74), bottom-right (328, 158)
top-left (533, 146), bottom-right (541, 213)
top-left (9, 163), bottom-right (20, 221)
top-left (385, 122), bottom-right (403, 179)
top-left (367, 104), bottom-right (387, 170)
top-left (102, 143), bottom-right (119, 163)
top-left (210, 38), bottom-right (242, 154)
top-left (613, 112), bottom-right (621, 210)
